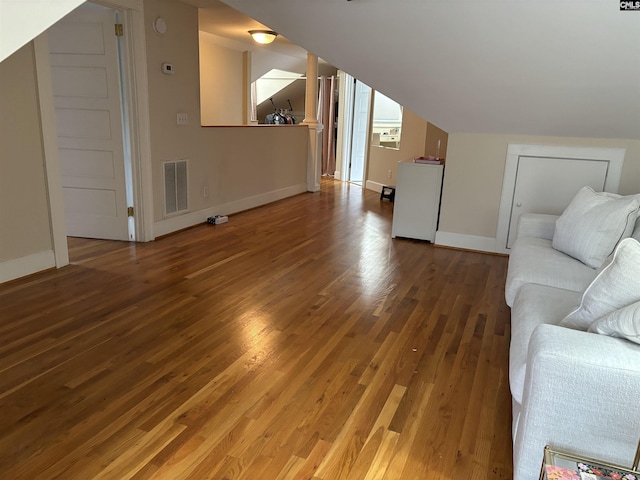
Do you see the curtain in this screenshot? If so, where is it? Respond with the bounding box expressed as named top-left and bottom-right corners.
top-left (317, 75), bottom-right (336, 176)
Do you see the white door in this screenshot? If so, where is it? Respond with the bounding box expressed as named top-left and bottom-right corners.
top-left (48, 4), bottom-right (129, 241)
top-left (506, 156), bottom-right (610, 248)
top-left (348, 80), bottom-right (371, 184)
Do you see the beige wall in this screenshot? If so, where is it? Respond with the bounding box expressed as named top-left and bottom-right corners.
top-left (0, 43), bottom-right (52, 263)
top-left (193, 125), bottom-right (308, 208)
top-left (439, 133), bottom-right (640, 238)
top-left (144, 0), bottom-right (307, 224)
top-left (367, 109), bottom-right (449, 186)
top-left (368, 108), bottom-right (427, 185)
top-left (145, 0), bottom-right (201, 222)
top-left (199, 31), bottom-right (244, 126)
top-left (425, 122), bottom-right (448, 159)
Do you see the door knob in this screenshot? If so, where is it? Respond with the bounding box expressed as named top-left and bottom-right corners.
top-left (516, 202), bottom-right (522, 207)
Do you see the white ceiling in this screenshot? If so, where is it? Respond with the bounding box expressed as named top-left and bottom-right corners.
top-left (215, 0), bottom-right (640, 139)
top-left (181, 0), bottom-right (336, 79)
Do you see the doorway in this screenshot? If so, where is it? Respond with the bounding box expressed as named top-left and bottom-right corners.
top-left (338, 72), bottom-right (372, 185)
top-left (48, 2), bottom-right (134, 241)
top-left (35, 0), bottom-right (153, 269)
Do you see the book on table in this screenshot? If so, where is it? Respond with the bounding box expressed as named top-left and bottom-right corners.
top-left (541, 446), bottom-right (638, 480)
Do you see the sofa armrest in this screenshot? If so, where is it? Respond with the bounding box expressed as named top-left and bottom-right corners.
top-left (516, 214), bottom-right (559, 241)
top-left (513, 324), bottom-right (640, 480)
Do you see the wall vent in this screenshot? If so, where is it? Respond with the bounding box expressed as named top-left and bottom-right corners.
top-left (164, 160), bottom-right (188, 216)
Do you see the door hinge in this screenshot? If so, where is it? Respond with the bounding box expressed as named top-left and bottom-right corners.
top-left (127, 206), bottom-right (134, 217)
top-left (115, 23), bottom-right (124, 36)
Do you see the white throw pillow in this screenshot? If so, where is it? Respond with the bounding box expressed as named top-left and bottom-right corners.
top-left (552, 186), bottom-right (640, 268)
top-left (588, 301), bottom-right (640, 345)
top-left (560, 238), bottom-right (640, 330)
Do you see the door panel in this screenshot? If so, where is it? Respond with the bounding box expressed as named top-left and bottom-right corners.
top-left (349, 80), bottom-right (371, 183)
top-left (59, 149), bottom-right (115, 178)
top-left (506, 156), bottom-right (609, 248)
top-left (63, 188), bottom-right (118, 216)
top-left (49, 4), bottom-right (129, 241)
top-left (56, 109), bottom-right (112, 138)
top-left (51, 66), bottom-right (108, 98)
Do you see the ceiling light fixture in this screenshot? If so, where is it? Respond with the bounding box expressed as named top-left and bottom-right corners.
top-left (249, 30), bottom-right (278, 45)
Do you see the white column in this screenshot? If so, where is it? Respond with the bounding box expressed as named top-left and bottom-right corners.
top-left (303, 52), bottom-right (318, 125)
top-left (302, 52), bottom-right (322, 192)
top-left (242, 50), bottom-right (252, 125)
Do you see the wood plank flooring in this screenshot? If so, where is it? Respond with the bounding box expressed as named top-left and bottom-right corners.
top-left (0, 179), bottom-right (513, 479)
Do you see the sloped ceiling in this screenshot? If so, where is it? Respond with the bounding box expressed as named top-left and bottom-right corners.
top-left (0, 0), bottom-right (85, 62)
top-left (220, 0), bottom-right (640, 139)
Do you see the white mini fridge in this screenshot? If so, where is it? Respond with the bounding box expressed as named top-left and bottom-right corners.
top-left (391, 161), bottom-right (444, 242)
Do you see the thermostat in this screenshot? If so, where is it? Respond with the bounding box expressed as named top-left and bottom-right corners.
top-left (161, 63), bottom-right (175, 75)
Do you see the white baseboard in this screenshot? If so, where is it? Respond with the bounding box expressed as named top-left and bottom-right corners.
top-left (435, 231), bottom-right (499, 254)
top-left (334, 170), bottom-right (342, 180)
top-left (154, 183), bottom-right (307, 238)
top-left (0, 250), bottom-right (56, 284)
top-left (365, 180), bottom-right (386, 193)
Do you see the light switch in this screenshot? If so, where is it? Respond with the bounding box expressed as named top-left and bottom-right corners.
top-left (177, 113), bottom-right (188, 125)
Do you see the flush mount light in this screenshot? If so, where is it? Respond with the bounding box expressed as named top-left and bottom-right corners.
top-left (249, 30), bottom-right (278, 45)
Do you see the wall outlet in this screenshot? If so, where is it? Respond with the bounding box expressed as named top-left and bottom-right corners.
top-left (177, 113), bottom-right (188, 125)
top-left (203, 185), bottom-right (209, 198)
top-left (388, 170), bottom-right (392, 179)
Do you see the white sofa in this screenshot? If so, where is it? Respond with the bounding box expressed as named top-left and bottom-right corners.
top-left (506, 188), bottom-right (640, 480)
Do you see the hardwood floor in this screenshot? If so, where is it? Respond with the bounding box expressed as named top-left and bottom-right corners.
top-left (0, 180), bottom-right (513, 479)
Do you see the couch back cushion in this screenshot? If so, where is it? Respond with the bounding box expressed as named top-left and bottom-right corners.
top-left (552, 186), bottom-right (640, 268)
top-left (560, 238), bottom-right (640, 330)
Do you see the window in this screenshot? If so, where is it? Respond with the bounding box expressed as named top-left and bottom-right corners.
top-left (371, 91), bottom-right (403, 150)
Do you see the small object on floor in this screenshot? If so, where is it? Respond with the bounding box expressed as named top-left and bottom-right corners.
top-left (206, 215), bottom-right (228, 225)
top-left (380, 185), bottom-right (396, 202)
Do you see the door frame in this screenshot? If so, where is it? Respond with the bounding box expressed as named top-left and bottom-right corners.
top-left (336, 71), bottom-right (354, 181)
top-left (34, 0), bottom-right (154, 268)
top-left (337, 72), bottom-right (373, 184)
top-left (347, 79), bottom-right (371, 184)
top-left (495, 143), bottom-right (626, 254)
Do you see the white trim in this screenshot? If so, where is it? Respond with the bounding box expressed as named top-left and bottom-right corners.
top-left (365, 180), bottom-right (385, 193)
top-left (0, 251), bottom-right (56, 284)
top-left (154, 183), bottom-right (307, 237)
top-left (116, 1), bottom-right (154, 242)
top-left (333, 170), bottom-right (342, 181)
top-left (434, 231), bottom-right (498, 253)
top-left (306, 124), bottom-right (323, 192)
top-left (496, 144), bottom-right (626, 253)
top-left (338, 71), bottom-right (355, 182)
top-left (33, 33), bottom-right (69, 268)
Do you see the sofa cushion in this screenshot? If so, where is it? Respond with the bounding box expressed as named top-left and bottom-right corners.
top-left (505, 236), bottom-right (597, 307)
top-left (625, 193), bottom-right (640, 241)
top-left (634, 212), bottom-right (640, 242)
top-left (588, 300), bottom-right (640, 345)
top-left (509, 284), bottom-right (581, 405)
top-left (560, 238), bottom-right (640, 330)
top-left (552, 186), bottom-right (640, 269)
